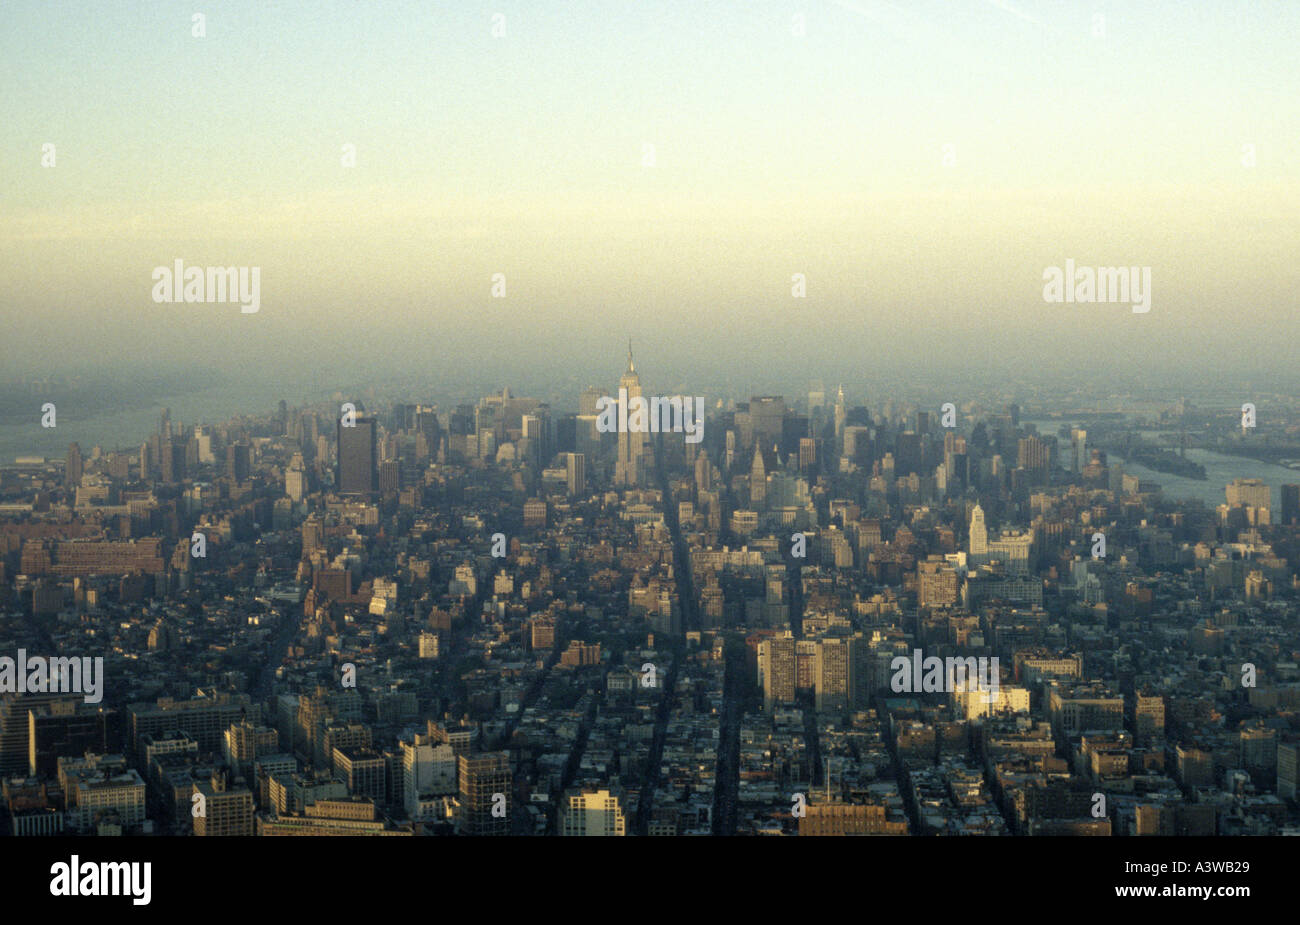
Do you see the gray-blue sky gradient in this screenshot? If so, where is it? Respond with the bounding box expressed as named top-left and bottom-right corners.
top-left (2, 1), bottom-right (1297, 391)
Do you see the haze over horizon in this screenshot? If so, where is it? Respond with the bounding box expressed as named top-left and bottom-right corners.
top-left (3, 0), bottom-right (1298, 387)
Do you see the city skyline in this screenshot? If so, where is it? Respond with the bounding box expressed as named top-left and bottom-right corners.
top-left (0, 1), bottom-right (1295, 904)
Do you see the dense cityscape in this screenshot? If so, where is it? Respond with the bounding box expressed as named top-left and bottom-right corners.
top-left (4, 0), bottom-right (1295, 911)
top-left (2, 350), bottom-right (1300, 839)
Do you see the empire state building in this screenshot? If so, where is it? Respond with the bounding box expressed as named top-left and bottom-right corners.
top-left (615, 342), bottom-right (645, 487)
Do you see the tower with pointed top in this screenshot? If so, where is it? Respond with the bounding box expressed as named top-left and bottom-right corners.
top-left (615, 342), bottom-right (645, 487)
top-left (750, 444), bottom-right (767, 509)
top-left (834, 384), bottom-right (847, 447)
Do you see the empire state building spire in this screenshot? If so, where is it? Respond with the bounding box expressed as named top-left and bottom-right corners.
top-left (616, 340), bottom-right (645, 488)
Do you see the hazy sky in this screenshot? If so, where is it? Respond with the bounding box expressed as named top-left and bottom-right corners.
top-left (2, 0), bottom-right (1297, 392)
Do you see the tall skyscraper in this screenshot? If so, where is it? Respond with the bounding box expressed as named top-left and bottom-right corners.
top-left (227, 442), bottom-right (251, 483)
top-left (843, 426), bottom-right (870, 464)
top-left (808, 381), bottom-right (826, 414)
top-left (799, 437), bottom-right (816, 473)
top-left (566, 452), bottom-right (586, 496)
top-left (695, 450), bottom-right (712, 493)
top-left (416, 406), bottom-right (441, 455)
top-left (576, 414), bottom-right (601, 469)
top-left (64, 443), bottom-right (83, 489)
top-left (814, 637), bottom-right (855, 712)
top-left (579, 386), bottom-right (603, 417)
top-left (1017, 435), bottom-right (1050, 478)
top-left (1282, 484), bottom-right (1300, 526)
top-left (286, 453), bottom-right (306, 501)
top-left (195, 428), bottom-right (214, 464)
top-left (160, 437), bottom-right (185, 483)
top-left (337, 415), bottom-right (378, 495)
top-left (749, 396), bottom-right (787, 448)
top-left (379, 459), bottom-right (400, 494)
top-left (760, 635), bottom-right (797, 711)
top-left (458, 752), bottom-right (511, 836)
top-left (1280, 743), bottom-right (1300, 801)
top-left (749, 444), bottom-right (767, 508)
top-left (614, 343), bottom-right (645, 488)
top-left (834, 385), bottom-right (847, 446)
top-left (0, 693), bottom-right (82, 775)
top-left (969, 503), bottom-right (989, 563)
top-left (895, 432), bottom-right (922, 476)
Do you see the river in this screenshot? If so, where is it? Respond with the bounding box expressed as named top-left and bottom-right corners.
top-left (1024, 418), bottom-right (1299, 517)
top-left (0, 380), bottom-right (331, 465)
